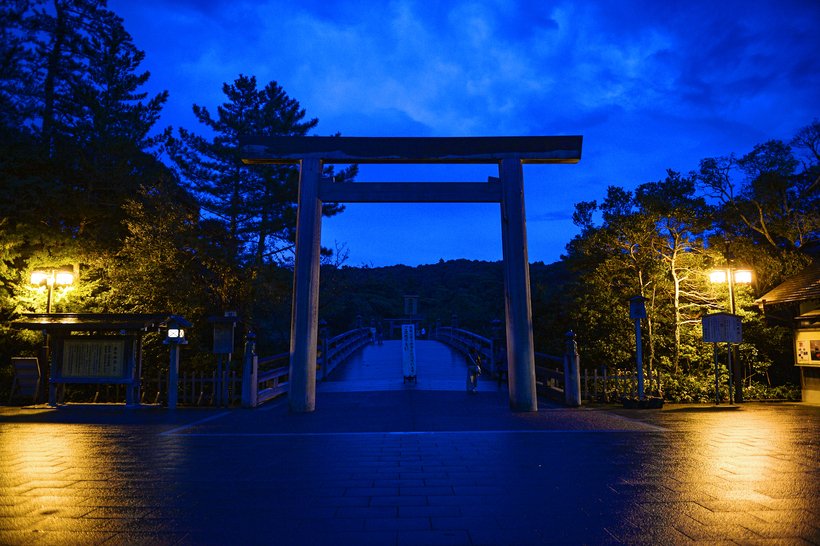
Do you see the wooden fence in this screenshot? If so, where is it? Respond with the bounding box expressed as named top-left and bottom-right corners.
top-left (142, 369), bottom-right (243, 406)
top-left (534, 362), bottom-right (652, 402)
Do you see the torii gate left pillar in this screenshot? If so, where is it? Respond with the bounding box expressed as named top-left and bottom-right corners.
top-left (240, 136), bottom-right (583, 413)
top-left (289, 157), bottom-right (323, 412)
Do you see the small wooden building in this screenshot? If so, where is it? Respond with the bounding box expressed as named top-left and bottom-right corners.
top-left (757, 262), bottom-right (820, 403)
top-left (10, 313), bottom-right (187, 406)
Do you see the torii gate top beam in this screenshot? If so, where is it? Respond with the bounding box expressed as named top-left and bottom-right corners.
top-left (239, 135), bottom-right (582, 165)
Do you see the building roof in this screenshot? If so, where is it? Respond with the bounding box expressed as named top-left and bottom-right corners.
top-left (756, 262), bottom-right (820, 305)
top-left (9, 313), bottom-right (190, 332)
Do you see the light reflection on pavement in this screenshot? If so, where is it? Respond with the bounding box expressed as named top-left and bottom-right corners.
top-left (1, 381), bottom-right (818, 544)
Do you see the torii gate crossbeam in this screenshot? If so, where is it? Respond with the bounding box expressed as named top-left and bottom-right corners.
top-left (240, 136), bottom-right (583, 413)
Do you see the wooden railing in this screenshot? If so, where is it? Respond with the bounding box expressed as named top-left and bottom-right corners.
top-left (435, 327), bottom-right (497, 375)
top-left (435, 326), bottom-right (587, 406)
top-left (139, 327), bottom-right (372, 408)
top-left (254, 352), bottom-right (290, 406)
top-left (320, 328), bottom-right (372, 380)
top-left (244, 327), bottom-right (372, 407)
top-left (534, 352), bottom-right (564, 402)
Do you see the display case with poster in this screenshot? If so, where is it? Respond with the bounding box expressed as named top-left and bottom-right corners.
top-left (795, 329), bottom-right (820, 367)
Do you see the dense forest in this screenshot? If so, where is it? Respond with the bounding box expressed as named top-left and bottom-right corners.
top-left (1, 1), bottom-right (818, 402)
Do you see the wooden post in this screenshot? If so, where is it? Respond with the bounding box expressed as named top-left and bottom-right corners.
top-left (289, 158), bottom-right (323, 413)
top-left (241, 333), bottom-right (258, 408)
top-left (563, 330), bottom-right (581, 407)
top-left (499, 158), bottom-right (537, 412)
top-left (167, 344), bottom-right (180, 409)
top-left (634, 317), bottom-right (644, 399)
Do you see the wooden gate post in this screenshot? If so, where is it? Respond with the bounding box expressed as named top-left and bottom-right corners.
top-left (288, 158), bottom-right (323, 413)
top-left (499, 158), bottom-right (538, 412)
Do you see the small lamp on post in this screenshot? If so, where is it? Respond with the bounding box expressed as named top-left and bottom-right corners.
top-left (710, 267), bottom-right (753, 403)
top-left (164, 316), bottom-right (190, 409)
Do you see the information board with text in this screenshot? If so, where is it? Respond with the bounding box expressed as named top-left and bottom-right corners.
top-left (62, 339), bottom-right (127, 378)
top-left (702, 313), bottom-right (743, 344)
top-left (402, 324), bottom-right (417, 378)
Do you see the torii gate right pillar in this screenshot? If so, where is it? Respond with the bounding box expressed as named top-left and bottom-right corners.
top-left (500, 158), bottom-right (538, 411)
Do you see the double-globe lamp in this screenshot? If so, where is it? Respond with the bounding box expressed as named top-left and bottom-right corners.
top-left (30, 268), bottom-right (75, 313)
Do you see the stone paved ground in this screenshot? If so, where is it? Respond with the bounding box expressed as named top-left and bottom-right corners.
top-left (1, 395), bottom-right (818, 545)
top-left (1, 341), bottom-right (818, 545)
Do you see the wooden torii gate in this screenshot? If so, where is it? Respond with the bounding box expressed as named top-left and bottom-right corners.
top-left (240, 136), bottom-right (583, 412)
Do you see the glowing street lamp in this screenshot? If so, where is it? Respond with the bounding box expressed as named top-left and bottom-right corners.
top-left (710, 268), bottom-right (753, 315)
top-left (30, 267), bottom-right (75, 313)
top-left (710, 267), bottom-right (753, 403)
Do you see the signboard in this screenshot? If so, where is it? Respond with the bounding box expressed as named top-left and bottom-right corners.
top-left (212, 323), bottom-right (235, 354)
top-left (795, 329), bottom-right (820, 367)
top-left (629, 296), bottom-right (647, 320)
top-left (62, 339), bottom-right (127, 378)
top-left (402, 324), bottom-right (417, 378)
top-left (702, 313), bottom-right (743, 344)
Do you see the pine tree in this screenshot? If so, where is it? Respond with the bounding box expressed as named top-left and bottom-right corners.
top-left (168, 74), bottom-right (355, 311)
top-left (2, 0), bottom-right (170, 304)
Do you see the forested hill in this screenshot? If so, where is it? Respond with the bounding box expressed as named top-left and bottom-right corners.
top-left (318, 259), bottom-right (572, 352)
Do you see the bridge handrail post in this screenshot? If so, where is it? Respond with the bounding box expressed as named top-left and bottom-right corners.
top-left (563, 330), bottom-right (581, 407)
top-left (241, 332), bottom-right (258, 408)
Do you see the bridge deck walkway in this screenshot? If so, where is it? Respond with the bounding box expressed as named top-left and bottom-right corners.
top-left (321, 339), bottom-right (493, 393)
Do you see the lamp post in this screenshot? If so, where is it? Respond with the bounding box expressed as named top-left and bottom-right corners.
top-left (30, 267), bottom-right (75, 403)
top-left (30, 268), bottom-right (75, 313)
top-left (710, 267), bottom-right (753, 403)
top-left (164, 318), bottom-right (189, 409)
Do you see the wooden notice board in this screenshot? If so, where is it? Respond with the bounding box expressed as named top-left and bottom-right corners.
top-left (702, 313), bottom-right (743, 344)
top-left (54, 336), bottom-right (136, 382)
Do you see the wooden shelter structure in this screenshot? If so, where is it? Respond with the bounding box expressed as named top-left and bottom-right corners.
top-left (757, 262), bottom-right (820, 403)
top-left (10, 313), bottom-right (188, 406)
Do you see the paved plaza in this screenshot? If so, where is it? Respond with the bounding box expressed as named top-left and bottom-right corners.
top-left (1, 341), bottom-right (819, 545)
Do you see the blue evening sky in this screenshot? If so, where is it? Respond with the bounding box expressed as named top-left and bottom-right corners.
top-left (110, 0), bottom-right (819, 267)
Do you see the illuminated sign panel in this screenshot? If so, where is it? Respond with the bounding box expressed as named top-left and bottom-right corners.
top-left (795, 329), bottom-right (820, 367)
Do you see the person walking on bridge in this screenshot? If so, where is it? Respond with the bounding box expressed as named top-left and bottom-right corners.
top-left (467, 347), bottom-right (482, 393)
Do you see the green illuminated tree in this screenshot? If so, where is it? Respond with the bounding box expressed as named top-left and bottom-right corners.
top-left (635, 170), bottom-right (714, 375)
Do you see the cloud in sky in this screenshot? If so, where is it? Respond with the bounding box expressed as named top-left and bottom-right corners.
top-left (112, 0), bottom-right (820, 266)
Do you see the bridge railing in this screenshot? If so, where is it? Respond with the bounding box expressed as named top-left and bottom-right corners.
top-left (435, 326), bottom-right (496, 376)
top-left (435, 326), bottom-right (587, 406)
top-left (253, 351), bottom-right (290, 406)
top-left (320, 328), bottom-right (372, 381)
top-left (242, 327), bottom-right (372, 407)
top-left (534, 352), bottom-right (564, 402)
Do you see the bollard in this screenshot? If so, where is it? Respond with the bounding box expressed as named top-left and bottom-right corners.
top-left (563, 330), bottom-right (582, 407)
top-left (241, 332), bottom-right (258, 408)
